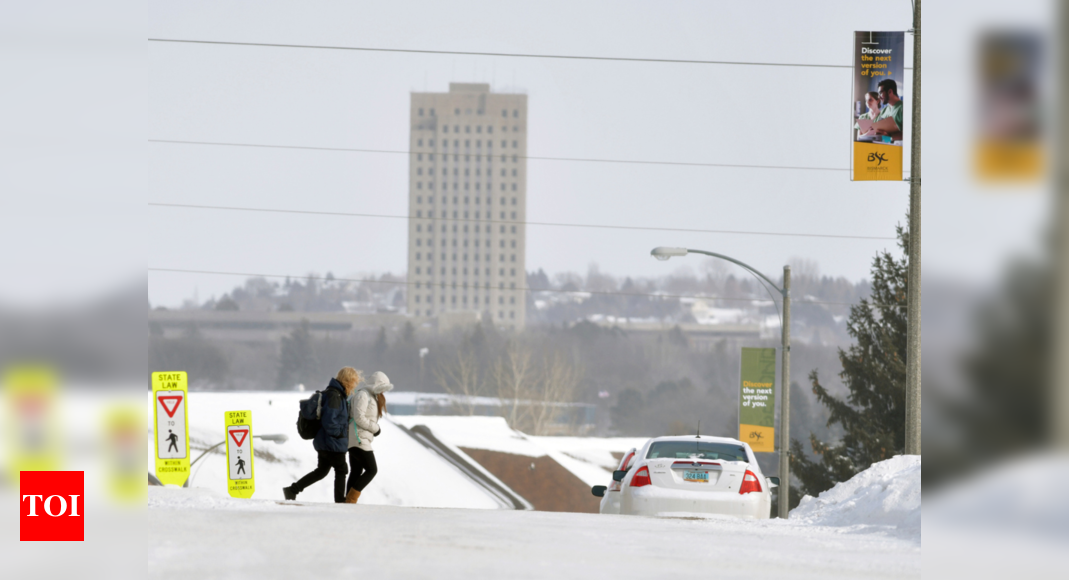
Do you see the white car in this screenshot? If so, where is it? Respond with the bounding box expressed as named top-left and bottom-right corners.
top-left (593, 447), bottom-right (637, 514)
top-left (595, 435), bottom-right (778, 519)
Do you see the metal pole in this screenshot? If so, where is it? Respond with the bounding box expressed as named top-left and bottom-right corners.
top-left (1056, 0), bottom-right (1069, 449)
top-left (905, 0), bottom-right (923, 455)
top-left (778, 266), bottom-right (792, 518)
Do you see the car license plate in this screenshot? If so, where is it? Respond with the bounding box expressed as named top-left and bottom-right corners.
top-left (683, 471), bottom-right (709, 483)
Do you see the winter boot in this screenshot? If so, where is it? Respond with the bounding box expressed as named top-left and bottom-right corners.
top-left (345, 488), bottom-right (361, 504)
top-left (283, 485), bottom-right (298, 501)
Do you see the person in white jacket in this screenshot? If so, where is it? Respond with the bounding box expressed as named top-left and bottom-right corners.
top-left (344, 371), bottom-right (393, 503)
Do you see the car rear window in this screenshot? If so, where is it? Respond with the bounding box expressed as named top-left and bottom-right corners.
top-left (646, 441), bottom-right (749, 462)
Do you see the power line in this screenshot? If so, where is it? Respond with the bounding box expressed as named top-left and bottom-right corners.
top-left (150, 202), bottom-right (897, 241)
top-left (148, 267), bottom-right (896, 309)
top-left (148, 38), bottom-right (855, 70)
top-left (149, 139), bottom-right (850, 173)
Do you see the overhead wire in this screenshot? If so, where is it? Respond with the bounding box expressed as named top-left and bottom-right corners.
top-left (148, 139), bottom-right (850, 173)
top-left (148, 202), bottom-right (896, 242)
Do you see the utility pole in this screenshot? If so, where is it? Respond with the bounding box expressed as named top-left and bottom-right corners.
top-left (904, 0), bottom-right (923, 456)
top-left (778, 265), bottom-right (792, 518)
top-left (1056, 0), bottom-right (1069, 449)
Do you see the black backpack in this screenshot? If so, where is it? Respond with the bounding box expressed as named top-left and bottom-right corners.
top-left (297, 390), bottom-right (326, 440)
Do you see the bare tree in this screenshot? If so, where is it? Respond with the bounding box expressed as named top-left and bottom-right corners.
top-left (491, 340), bottom-right (536, 428)
top-left (432, 345), bottom-right (483, 415)
top-left (528, 350), bottom-right (582, 435)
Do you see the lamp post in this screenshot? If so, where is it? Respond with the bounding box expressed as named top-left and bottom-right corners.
top-left (651, 247), bottom-right (792, 518)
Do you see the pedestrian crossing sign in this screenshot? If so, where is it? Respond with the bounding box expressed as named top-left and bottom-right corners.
top-left (225, 410), bottom-right (255, 498)
top-left (152, 371), bottom-right (190, 486)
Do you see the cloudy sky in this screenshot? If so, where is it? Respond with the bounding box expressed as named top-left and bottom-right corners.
top-left (144, 0), bottom-right (1053, 307)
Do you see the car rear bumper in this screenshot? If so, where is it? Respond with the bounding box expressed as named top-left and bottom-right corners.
top-left (622, 488), bottom-right (770, 519)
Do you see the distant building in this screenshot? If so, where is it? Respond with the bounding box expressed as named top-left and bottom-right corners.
top-left (407, 83), bottom-right (528, 328)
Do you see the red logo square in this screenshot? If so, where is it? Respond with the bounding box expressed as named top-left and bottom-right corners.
top-left (20, 471), bottom-right (84, 541)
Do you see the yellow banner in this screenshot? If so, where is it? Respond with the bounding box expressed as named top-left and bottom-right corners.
top-left (853, 142), bottom-right (903, 181)
top-left (739, 423), bottom-right (775, 453)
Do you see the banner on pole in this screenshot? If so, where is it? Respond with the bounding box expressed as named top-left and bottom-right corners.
top-left (739, 347), bottom-right (776, 453)
top-left (152, 371), bottom-right (190, 486)
top-left (225, 410), bottom-right (255, 498)
top-left (852, 31), bottom-right (906, 181)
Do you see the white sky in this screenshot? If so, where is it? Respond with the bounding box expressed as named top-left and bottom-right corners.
top-left (143, 0), bottom-right (1053, 307)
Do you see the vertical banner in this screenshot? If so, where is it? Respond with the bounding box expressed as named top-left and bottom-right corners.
top-left (152, 371), bottom-right (189, 486)
top-left (225, 411), bottom-right (255, 498)
top-left (974, 30), bottom-right (1046, 183)
top-left (852, 31), bottom-right (906, 181)
top-left (739, 347), bottom-right (776, 453)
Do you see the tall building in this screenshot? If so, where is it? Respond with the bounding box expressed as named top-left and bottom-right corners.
top-left (407, 83), bottom-right (528, 328)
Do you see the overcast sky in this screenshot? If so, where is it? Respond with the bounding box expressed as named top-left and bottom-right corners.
top-left (145, 0), bottom-right (1053, 308)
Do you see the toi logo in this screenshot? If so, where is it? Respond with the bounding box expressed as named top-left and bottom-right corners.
top-left (20, 471), bottom-right (84, 541)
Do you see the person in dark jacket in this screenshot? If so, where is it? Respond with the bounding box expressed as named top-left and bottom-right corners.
top-left (283, 367), bottom-right (360, 503)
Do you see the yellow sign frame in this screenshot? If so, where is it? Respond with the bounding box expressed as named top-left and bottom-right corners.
top-left (224, 410), bottom-right (255, 498)
top-left (152, 371), bottom-right (190, 486)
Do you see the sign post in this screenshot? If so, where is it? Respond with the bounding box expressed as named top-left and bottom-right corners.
top-left (739, 347), bottom-right (777, 453)
top-left (152, 371), bottom-right (190, 486)
top-left (224, 411), bottom-right (255, 498)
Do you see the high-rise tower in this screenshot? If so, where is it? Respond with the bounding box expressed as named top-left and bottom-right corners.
top-left (407, 83), bottom-right (527, 328)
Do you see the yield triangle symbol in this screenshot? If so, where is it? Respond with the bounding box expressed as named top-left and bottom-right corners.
top-left (158, 395), bottom-right (183, 418)
top-left (229, 428), bottom-right (249, 448)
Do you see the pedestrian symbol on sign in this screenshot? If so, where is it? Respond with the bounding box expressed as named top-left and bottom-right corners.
top-left (224, 411), bottom-right (255, 498)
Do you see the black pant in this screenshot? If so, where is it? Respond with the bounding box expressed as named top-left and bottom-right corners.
top-left (293, 451), bottom-right (348, 503)
top-left (347, 447), bottom-right (378, 493)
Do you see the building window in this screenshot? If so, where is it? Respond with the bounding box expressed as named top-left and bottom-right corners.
top-left (510, 311), bottom-right (515, 319)
top-left (511, 169), bottom-right (517, 177)
top-left (429, 182), bottom-right (435, 190)
top-left (502, 109), bottom-right (507, 117)
top-left (510, 268), bottom-right (516, 276)
top-left (416, 267), bottom-right (421, 274)
top-left (415, 295), bottom-right (421, 303)
top-left (512, 140), bottom-right (517, 148)
top-left (465, 126), bottom-right (470, 134)
top-left (511, 197), bottom-right (517, 205)
top-left (476, 126), bottom-right (482, 134)
top-left (429, 140), bottom-right (435, 147)
top-left (501, 140), bottom-right (507, 148)
top-left (501, 154), bottom-right (507, 162)
top-left (416, 239), bottom-right (422, 247)
top-left (488, 126), bottom-right (493, 134)
top-left (511, 226), bottom-right (516, 234)
top-left (416, 252), bottom-right (421, 260)
top-left (417, 224), bottom-right (422, 232)
top-left (513, 110), bottom-right (518, 117)
top-left (511, 254), bottom-right (516, 262)
top-left (510, 282), bottom-right (516, 289)
top-left (510, 240), bottom-right (516, 248)
top-left (419, 108), bottom-right (424, 116)
top-left (511, 212), bottom-right (517, 219)
top-left (417, 182), bottom-right (422, 189)
top-left (417, 196), bottom-right (422, 204)
top-left (510, 297), bottom-right (515, 304)
top-left (511, 184), bottom-right (517, 191)
top-left (444, 126), bottom-right (449, 133)
top-left (512, 155), bottom-right (517, 162)
top-left (417, 210), bottom-right (422, 218)
top-left (500, 226), bottom-right (505, 233)
top-left (418, 153), bottom-right (423, 161)
top-left (498, 297), bottom-right (504, 305)
top-left (455, 109), bottom-right (460, 115)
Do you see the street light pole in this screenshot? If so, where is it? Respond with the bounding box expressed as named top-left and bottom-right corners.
top-left (650, 247), bottom-right (792, 518)
top-left (779, 265), bottom-right (791, 519)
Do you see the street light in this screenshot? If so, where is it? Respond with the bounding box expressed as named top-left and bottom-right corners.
top-left (183, 433), bottom-right (290, 487)
top-left (651, 247), bottom-right (792, 519)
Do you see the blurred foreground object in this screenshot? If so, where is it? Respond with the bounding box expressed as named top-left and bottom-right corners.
top-left (103, 404), bottom-right (145, 502)
top-left (974, 29), bottom-right (1048, 183)
top-left (2, 366), bottom-right (62, 482)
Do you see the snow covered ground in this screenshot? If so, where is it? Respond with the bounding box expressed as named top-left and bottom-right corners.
top-left (149, 397), bottom-right (923, 579)
top-left (148, 486), bottom-right (920, 579)
top-left (146, 392), bottom-right (505, 509)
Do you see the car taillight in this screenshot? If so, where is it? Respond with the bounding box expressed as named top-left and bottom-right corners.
top-left (630, 466), bottom-right (652, 487)
top-left (739, 470), bottom-right (762, 495)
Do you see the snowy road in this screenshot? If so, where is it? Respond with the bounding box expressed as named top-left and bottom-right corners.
top-left (148, 488), bottom-right (920, 580)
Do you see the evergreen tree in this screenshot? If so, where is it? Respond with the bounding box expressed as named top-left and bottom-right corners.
top-left (402, 320), bottom-right (416, 344)
top-left (277, 319), bottom-right (317, 389)
top-left (790, 221), bottom-right (909, 504)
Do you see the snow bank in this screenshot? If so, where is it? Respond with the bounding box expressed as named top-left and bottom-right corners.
top-left (790, 455), bottom-right (921, 538)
